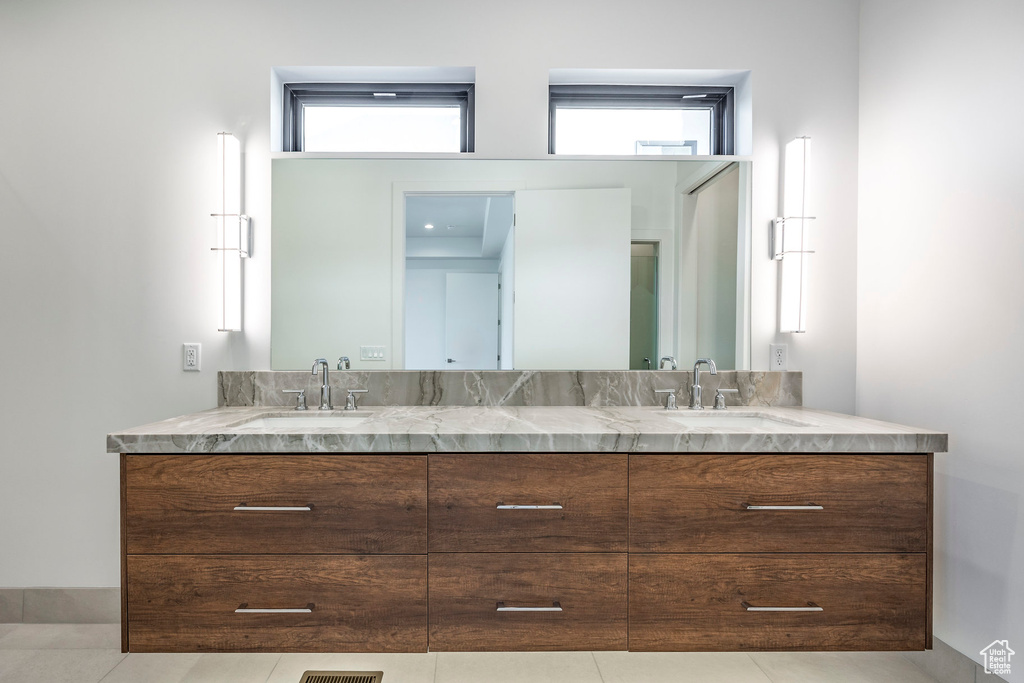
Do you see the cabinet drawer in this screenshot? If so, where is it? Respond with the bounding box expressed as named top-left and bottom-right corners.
top-left (428, 454), bottom-right (627, 552)
top-left (429, 553), bottom-right (627, 651)
top-left (125, 455), bottom-right (426, 554)
top-left (630, 454), bottom-right (929, 553)
top-left (629, 553), bottom-right (927, 651)
top-left (126, 555), bottom-right (427, 652)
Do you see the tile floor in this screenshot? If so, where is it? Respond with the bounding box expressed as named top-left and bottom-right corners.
top-left (0, 623), bottom-right (951, 683)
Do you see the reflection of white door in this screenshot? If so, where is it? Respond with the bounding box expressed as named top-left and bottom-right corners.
top-left (514, 188), bottom-right (631, 369)
top-left (445, 273), bottom-right (499, 369)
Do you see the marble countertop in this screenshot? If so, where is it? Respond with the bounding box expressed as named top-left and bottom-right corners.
top-left (107, 405), bottom-right (947, 454)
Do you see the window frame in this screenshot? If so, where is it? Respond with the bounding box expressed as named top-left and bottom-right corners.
top-left (283, 82), bottom-right (475, 153)
top-left (548, 84), bottom-right (734, 156)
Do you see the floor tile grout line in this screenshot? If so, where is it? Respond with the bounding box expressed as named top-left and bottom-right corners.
top-left (747, 652), bottom-right (778, 683)
top-left (261, 653), bottom-right (283, 683)
top-left (95, 652), bottom-right (130, 683)
top-left (433, 651), bottom-right (439, 683)
top-left (899, 651), bottom-right (945, 683)
top-left (590, 650), bottom-right (607, 683)
top-left (265, 651), bottom-right (288, 683)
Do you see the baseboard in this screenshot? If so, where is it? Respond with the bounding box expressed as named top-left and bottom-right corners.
top-left (0, 588), bottom-right (119, 624)
top-left (904, 637), bottom-right (1009, 683)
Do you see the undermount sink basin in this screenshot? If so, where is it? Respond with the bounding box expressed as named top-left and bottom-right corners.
top-left (665, 412), bottom-right (812, 430)
top-left (234, 413), bottom-right (373, 431)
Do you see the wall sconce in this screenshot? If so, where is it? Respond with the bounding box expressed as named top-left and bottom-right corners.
top-left (772, 136), bottom-right (814, 333)
top-left (213, 132), bottom-right (251, 332)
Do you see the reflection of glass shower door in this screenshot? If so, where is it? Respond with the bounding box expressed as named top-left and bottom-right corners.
top-left (630, 242), bottom-right (658, 370)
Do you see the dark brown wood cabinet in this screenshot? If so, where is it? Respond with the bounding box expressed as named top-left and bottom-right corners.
top-left (125, 455), bottom-right (427, 554)
top-left (120, 451), bottom-right (932, 653)
top-left (629, 553), bottom-right (927, 651)
top-left (121, 454), bottom-right (429, 653)
top-left (629, 454), bottom-right (929, 553)
top-left (429, 553), bottom-right (627, 651)
top-left (127, 555), bottom-right (427, 652)
top-left (428, 453), bottom-right (627, 552)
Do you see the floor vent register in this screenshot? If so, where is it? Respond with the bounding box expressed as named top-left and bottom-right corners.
top-left (299, 672), bottom-right (383, 683)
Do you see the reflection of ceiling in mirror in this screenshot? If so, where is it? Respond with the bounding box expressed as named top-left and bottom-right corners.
top-left (405, 193), bottom-right (515, 259)
top-left (405, 194), bottom-right (513, 237)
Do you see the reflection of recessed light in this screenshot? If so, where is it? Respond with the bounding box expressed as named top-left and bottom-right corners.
top-left (424, 224), bottom-right (434, 230)
top-left (447, 225), bottom-right (456, 231)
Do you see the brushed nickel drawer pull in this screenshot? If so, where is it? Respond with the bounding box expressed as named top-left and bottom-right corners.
top-left (743, 503), bottom-right (823, 510)
top-left (742, 601), bottom-right (822, 612)
top-left (496, 601), bottom-right (563, 612)
top-left (496, 503), bottom-right (563, 510)
top-left (235, 602), bottom-right (314, 614)
top-left (233, 503), bottom-right (314, 512)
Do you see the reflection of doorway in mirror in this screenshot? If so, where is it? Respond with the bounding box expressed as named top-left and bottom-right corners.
top-left (630, 242), bottom-right (659, 370)
top-left (403, 192), bottom-right (514, 370)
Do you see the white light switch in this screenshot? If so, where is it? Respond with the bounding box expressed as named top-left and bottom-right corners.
top-left (360, 346), bottom-right (386, 361)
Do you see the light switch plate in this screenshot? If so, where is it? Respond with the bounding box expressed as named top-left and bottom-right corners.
top-left (360, 346), bottom-right (386, 361)
top-left (183, 343), bottom-right (201, 371)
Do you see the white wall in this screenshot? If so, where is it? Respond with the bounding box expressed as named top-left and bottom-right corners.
top-left (858, 0), bottom-right (1024, 675)
top-left (404, 270), bottom-right (447, 369)
top-left (0, 0), bottom-right (859, 587)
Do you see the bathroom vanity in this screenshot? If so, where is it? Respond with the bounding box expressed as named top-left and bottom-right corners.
top-left (109, 371), bottom-right (945, 655)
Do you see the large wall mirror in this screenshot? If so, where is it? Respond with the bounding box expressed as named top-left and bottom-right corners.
top-left (271, 158), bottom-right (751, 371)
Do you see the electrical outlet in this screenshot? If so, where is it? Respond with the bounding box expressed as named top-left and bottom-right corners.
top-left (183, 343), bottom-right (201, 371)
top-left (360, 346), bottom-right (386, 361)
top-left (769, 343), bottom-right (788, 371)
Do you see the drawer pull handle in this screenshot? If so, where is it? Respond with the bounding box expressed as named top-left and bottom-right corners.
top-left (496, 601), bottom-right (563, 612)
top-left (235, 602), bottom-right (314, 614)
top-left (744, 503), bottom-right (823, 510)
top-left (496, 503), bottom-right (563, 510)
top-left (742, 601), bottom-right (822, 612)
top-left (233, 504), bottom-right (313, 512)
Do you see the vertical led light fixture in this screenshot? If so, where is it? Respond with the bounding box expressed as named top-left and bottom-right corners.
top-left (773, 136), bottom-right (813, 333)
top-left (214, 132), bottom-right (250, 332)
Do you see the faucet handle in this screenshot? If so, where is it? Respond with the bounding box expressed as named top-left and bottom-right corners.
top-left (654, 389), bottom-right (679, 410)
top-left (713, 388), bottom-right (739, 410)
top-left (338, 356), bottom-right (351, 370)
top-left (282, 389), bottom-right (307, 411)
top-left (345, 389), bottom-right (368, 411)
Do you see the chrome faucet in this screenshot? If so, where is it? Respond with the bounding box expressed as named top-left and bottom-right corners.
top-left (312, 358), bottom-right (332, 410)
top-left (660, 356), bottom-right (677, 370)
top-left (337, 356), bottom-right (350, 370)
top-left (690, 358), bottom-right (717, 409)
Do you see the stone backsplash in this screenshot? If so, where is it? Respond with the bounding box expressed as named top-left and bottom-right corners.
top-left (219, 370), bottom-right (801, 409)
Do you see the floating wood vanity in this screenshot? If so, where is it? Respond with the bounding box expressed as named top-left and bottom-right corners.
top-left (110, 391), bottom-right (945, 655)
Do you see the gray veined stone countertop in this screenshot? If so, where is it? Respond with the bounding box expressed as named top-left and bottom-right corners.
top-left (107, 405), bottom-right (948, 454)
